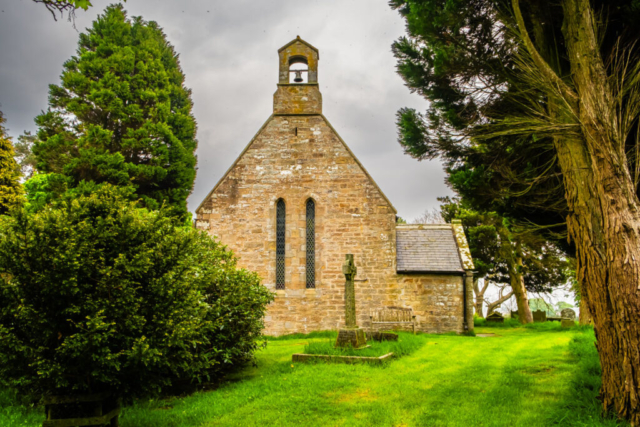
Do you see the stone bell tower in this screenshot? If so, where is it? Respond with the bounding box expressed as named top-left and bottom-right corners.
top-left (273, 36), bottom-right (322, 115)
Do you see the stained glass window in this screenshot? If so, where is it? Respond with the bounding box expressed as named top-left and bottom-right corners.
top-left (306, 199), bottom-right (315, 288)
top-left (276, 199), bottom-right (286, 289)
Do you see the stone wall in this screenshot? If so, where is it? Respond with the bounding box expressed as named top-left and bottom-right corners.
top-left (196, 113), bottom-right (467, 336)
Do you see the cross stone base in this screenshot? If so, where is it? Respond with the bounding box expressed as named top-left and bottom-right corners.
top-left (336, 328), bottom-right (367, 349)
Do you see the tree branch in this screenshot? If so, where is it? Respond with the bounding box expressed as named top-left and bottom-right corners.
top-left (511, 0), bottom-right (577, 103)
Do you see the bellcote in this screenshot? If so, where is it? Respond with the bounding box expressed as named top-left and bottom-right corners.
top-left (274, 36), bottom-right (322, 115)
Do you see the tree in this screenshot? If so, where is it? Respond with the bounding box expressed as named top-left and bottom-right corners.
top-left (439, 197), bottom-right (569, 321)
top-left (0, 111), bottom-right (23, 215)
top-left (411, 207), bottom-right (443, 224)
top-left (33, 4), bottom-right (197, 221)
top-left (0, 185), bottom-right (273, 399)
top-left (14, 132), bottom-right (37, 179)
top-left (390, 0), bottom-right (640, 422)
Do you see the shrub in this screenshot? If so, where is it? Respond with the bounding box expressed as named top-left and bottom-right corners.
top-left (0, 186), bottom-right (273, 399)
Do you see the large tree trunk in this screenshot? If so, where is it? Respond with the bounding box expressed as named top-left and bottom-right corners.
top-left (559, 0), bottom-right (640, 423)
top-left (508, 260), bottom-right (533, 324)
top-left (473, 277), bottom-right (487, 318)
top-left (503, 239), bottom-right (534, 323)
top-left (513, 0), bottom-right (640, 421)
top-left (579, 299), bottom-right (592, 326)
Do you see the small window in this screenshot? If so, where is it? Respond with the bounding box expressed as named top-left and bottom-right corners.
top-left (306, 199), bottom-right (315, 288)
top-left (276, 199), bottom-right (286, 289)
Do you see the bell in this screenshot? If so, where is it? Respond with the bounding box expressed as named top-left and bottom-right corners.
top-left (294, 70), bottom-right (304, 83)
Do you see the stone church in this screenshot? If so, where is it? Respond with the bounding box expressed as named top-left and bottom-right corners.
top-left (196, 37), bottom-right (475, 336)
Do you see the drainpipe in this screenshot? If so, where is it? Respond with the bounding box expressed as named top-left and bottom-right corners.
top-left (464, 271), bottom-right (475, 332)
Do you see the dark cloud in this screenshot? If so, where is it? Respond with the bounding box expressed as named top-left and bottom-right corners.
top-left (0, 0), bottom-right (453, 220)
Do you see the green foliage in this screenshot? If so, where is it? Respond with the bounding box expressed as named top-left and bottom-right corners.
top-left (0, 186), bottom-right (273, 399)
top-left (22, 173), bottom-right (70, 212)
top-left (389, 0), bottom-right (640, 253)
top-left (439, 197), bottom-right (571, 294)
top-left (303, 331), bottom-right (425, 358)
top-left (0, 111), bottom-right (23, 215)
top-left (33, 4), bottom-right (197, 221)
top-left (13, 132), bottom-right (37, 179)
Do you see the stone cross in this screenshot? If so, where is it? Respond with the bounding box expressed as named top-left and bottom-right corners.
top-left (342, 254), bottom-right (357, 329)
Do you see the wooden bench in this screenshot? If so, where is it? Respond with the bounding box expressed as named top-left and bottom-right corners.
top-left (370, 306), bottom-right (416, 334)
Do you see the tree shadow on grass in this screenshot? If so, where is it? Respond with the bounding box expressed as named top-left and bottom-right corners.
top-left (542, 330), bottom-right (628, 426)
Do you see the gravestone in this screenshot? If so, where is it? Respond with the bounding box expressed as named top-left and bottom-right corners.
top-left (486, 312), bottom-right (504, 323)
top-left (561, 308), bottom-right (576, 321)
top-left (335, 254), bottom-right (367, 348)
top-left (561, 318), bottom-right (575, 328)
top-left (532, 310), bottom-right (547, 322)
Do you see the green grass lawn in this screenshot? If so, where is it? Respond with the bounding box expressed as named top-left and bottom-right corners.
top-left (0, 324), bottom-right (628, 427)
top-left (303, 331), bottom-right (424, 357)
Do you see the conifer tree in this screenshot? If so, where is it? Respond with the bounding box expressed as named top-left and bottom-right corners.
top-left (33, 4), bottom-right (197, 220)
top-left (390, 0), bottom-right (640, 423)
top-left (0, 111), bottom-right (22, 215)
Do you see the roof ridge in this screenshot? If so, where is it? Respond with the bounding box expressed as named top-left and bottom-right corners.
top-left (278, 36), bottom-right (319, 56)
top-left (396, 224), bottom-right (452, 229)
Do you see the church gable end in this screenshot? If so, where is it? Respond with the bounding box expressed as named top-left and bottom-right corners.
top-left (196, 37), bottom-right (473, 336)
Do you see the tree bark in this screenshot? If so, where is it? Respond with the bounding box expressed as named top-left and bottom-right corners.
top-left (486, 290), bottom-right (515, 316)
top-left (473, 277), bottom-right (488, 318)
top-left (560, 2), bottom-right (640, 423)
top-left (513, 0), bottom-right (640, 421)
top-left (579, 299), bottom-right (592, 326)
top-left (501, 234), bottom-right (534, 323)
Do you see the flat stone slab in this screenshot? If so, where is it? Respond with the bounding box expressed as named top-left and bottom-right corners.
top-left (477, 333), bottom-right (499, 338)
top-left (292, 352), bottom-right (393, 365)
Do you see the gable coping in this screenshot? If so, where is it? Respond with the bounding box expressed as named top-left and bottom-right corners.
top-left (321, 114), bottom-right (397, 214)
top-left (195, 115), bottom-right (275, 213)
top-left (195, 114), bottom-right (397, 214)
top-left (278, 36), bottom-right (320, 58)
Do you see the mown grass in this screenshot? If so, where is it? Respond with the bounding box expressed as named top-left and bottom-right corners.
top-left (0, 325), bottom-right (627, 426)
top-left (303, 331), bottom-right (424, 357)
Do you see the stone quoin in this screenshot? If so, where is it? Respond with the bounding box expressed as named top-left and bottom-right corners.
top-left (196, 37), bottom-right (475, 336)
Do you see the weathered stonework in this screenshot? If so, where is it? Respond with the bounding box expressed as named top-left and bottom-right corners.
top-left (196, 37), bottom-right (474, 336)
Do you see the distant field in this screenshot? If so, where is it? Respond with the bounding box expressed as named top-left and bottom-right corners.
top-left (1, 324), bottom-right (626, 427)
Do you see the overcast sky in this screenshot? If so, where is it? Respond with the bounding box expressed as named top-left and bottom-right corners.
top-left (0, 0), bottom-right (453, 221)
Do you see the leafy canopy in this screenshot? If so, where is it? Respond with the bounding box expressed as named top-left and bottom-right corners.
top-left (439, 197), bottom-right (570, 294)
top-left (390, 0), bottom-right (640, 245)
top-left (0, 186), bottom-right (273, 399)
top-left (0, 111), bottom-right (23, 215)
top-left (33, 4), bottom-right (197, 221)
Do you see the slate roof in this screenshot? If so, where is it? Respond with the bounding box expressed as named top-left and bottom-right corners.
top-left (396, 225), bottom-right (465, 273)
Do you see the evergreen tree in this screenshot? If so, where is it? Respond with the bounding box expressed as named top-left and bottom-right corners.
top-left (0, 111), bottom-right (22, 214)
top-left (390, 0), bottom-right (640, 422)
top-left (439, 197), bottom-right (570, 321)
top-left (33, 4), bottom-right (197, 221)
top-left (14, 132), bottom-right (37, 179)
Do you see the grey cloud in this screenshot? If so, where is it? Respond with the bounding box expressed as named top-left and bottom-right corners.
top-left (0, 0), bottom-right (453, 222)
